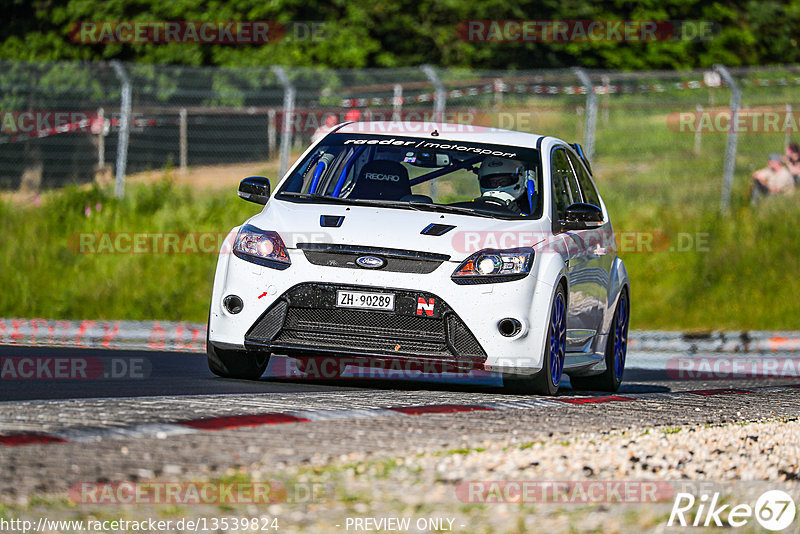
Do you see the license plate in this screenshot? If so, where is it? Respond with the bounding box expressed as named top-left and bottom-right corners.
top-left (336, 290), bottom-right (395, 311)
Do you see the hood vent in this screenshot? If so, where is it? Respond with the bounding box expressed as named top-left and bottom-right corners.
top-left (421, 223), bottom-right (456, 236)
top-left (320, 215), bottom-right (345, 227)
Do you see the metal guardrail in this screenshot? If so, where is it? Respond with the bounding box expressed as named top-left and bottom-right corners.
top-left (1, 318), bottom-right (798, 354)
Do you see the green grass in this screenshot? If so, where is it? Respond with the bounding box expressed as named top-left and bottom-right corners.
top-left (0, 177), bottom-right (261, 321)
top-left (2, 89), bottom-right (799, 329)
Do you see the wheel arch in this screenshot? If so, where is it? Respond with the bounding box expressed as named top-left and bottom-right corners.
top-left (523, 253), bottom-right (570, 372)
top-left (603, 257), bottom-right (630, 335)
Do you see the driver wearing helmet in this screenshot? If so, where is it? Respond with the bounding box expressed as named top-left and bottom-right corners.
top-left (477, 156), bottom-right (529, 214)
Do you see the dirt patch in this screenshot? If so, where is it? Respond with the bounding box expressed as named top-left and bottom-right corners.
top-left (126, 160), bottom-right (288, 191)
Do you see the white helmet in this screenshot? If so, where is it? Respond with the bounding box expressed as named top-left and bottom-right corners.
top-left (478, 156), bottom-right (526, 203)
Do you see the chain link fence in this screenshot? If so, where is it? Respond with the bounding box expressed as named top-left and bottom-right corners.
top-left (2, 60), bottom-right (798, 211)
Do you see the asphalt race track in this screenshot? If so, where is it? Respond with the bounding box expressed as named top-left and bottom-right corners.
top-left (1, 345), bottom-right (799, 498)
top-left (2, 345), bottom-right (798, 401)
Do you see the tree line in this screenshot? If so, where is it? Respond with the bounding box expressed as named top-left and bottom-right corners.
top-left (2, 0), bottom-right (799, 69)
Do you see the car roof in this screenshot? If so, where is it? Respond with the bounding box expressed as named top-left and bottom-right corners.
top-left (334, 121), bottom-right (549, 148)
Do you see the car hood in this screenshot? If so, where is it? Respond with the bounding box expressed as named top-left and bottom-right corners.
top-left (246, 199), bottom-right (551, 262)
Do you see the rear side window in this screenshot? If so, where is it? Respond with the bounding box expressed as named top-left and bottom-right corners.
top-left (568, 152), bottom-right (601, 210)
top-left (551, 149), bottom-right (574, 221)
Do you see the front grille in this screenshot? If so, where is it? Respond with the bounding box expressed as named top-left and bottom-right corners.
top-left (298, 243), bottom-right (449, 274)
top-left (284, 308), bottom-right (444, 341)
top-left (280, 329), bottom-right (448, 357)
top-left (445, 313), bottom-right (485, 357)
top-left (245, 283), bottom-right (485, 362)
top-left (247, 300), bottom-right (287, 341)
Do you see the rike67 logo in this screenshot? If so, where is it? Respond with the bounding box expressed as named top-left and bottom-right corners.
top-left (669, 490), bottom-right (796, 531)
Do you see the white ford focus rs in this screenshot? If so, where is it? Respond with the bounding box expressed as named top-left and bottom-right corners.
top-left (208, 122), bottom-right (630, 394)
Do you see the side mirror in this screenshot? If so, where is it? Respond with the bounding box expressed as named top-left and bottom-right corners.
top-left (561, 203), bottom-right (603, 231)
top-left (238, 176), bottom-right (271, 205)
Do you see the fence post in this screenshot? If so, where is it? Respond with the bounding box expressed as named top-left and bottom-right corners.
top-left (110, 61), bottom-right (131, 199)
top-left (272, 66), bottom-right (295, 179)
top-left (493, 78), bottom-right (504, 110)
top-left (421, 65), bottom-right (446, 121)
top-left (421, 65), bottom-right (445, 199)
top-left (179, 108), bottom-right (188, 172)
top-left (572, 67), bottom-right (597, 162)
top-left (267, 108), bottom-right (277, 159)
top-left (600, 75), bottom-right (610, 125)
top-left (97, 107), bottom-right (105, 169)
top-left (694, 104), bottom-right (703, 155)
top-left (392, 84), bottom-right (403, 121)
top-left (714, 64), bottom-right (741, 213)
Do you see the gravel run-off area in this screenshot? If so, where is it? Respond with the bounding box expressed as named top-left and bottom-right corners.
top-left (4, 417), bottom-right (800, 533)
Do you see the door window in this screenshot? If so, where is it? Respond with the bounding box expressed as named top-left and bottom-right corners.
top-left (551, 149), bottom-right (575, 221)
top-left (568, 152), bottom-right (602, 210)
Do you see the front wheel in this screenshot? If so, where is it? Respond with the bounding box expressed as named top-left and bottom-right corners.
top-left (207, 342), bottom-right (270, 380)
top-left (206, 320), bottom-right (270, 380)
top-left (505, 285), bottom-right (567, 395)
top-left (571, 288), bottom-right (629, 392)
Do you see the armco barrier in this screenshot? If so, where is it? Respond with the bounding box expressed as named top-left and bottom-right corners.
top-left (629, 330), bottom-right (800, 353)
top-left (0, 318), bottom-right (206, 352)
top-left (0, 319), bottom-right (797, 354)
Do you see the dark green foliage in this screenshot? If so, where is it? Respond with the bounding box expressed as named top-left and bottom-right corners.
top-left (1, 0), bottom-right (799, 69)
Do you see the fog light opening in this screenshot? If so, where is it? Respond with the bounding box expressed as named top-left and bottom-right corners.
top-left (498, 318), bottom-right (522, 337)
top-left (223, 295), bottom-right (244, 314)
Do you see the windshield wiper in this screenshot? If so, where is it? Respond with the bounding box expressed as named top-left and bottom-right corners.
top-left (278, 192), bottom-right (498, 218)
top-left (279, 192), bottom-right (409, 208)
top-left (407, 202), bottom-right (497, 219)
top-left (278, 192), bottom-right (365, 205)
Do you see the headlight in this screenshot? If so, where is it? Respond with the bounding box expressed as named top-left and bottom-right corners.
top-left (233, 224), bottom-right (290, 269)
top-left (452, 248), bottom-right (534, 284)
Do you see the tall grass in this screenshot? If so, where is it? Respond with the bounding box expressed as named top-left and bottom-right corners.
top-left (0, 179), bottom-right (260, 321)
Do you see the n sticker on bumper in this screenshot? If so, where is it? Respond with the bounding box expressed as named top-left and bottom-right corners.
top-left (416, 297), bottom-right (435, 316)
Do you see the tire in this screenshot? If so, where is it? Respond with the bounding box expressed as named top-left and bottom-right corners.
top-left (206, 320), bottom-right (270, 380)
top-left (570, 287), bottom-right (629, 392)
top-left (505, 284), bottom-right (567, 395)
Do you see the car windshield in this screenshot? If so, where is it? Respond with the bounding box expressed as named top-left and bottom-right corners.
top-left (276, 133), bottom-right (543, 219)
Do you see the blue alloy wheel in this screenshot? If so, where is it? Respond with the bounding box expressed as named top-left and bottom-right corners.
top-left (613, 292), bottom-right (629, 381)
top-left (549, 292), bottom-right (567, 386)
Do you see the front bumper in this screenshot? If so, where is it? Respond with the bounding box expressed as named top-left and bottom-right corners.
top-left (243, 282), bottom-right (487, 365)
top-left (209, 240), bottom-right (557, 374)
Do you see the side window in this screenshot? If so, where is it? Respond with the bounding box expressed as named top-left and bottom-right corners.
top-left (568, 152), bottom-right (602, 210)
top-left (551, 149), bottom-right (574, 221)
